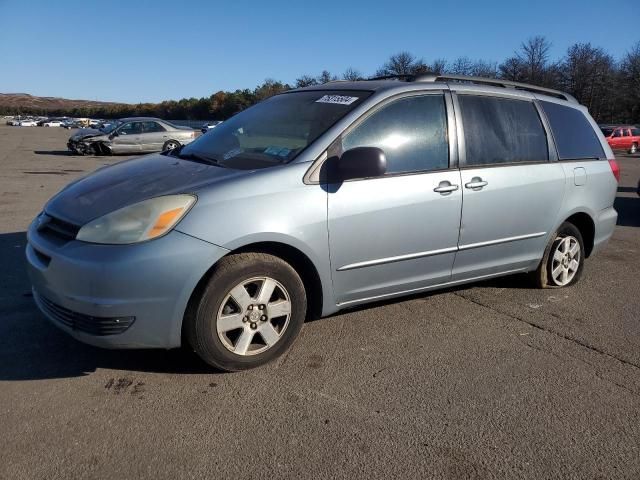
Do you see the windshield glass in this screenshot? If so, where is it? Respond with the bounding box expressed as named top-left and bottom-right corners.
top-left (177, 90), bottom-right (371, 169)
top-left (100, 121), bottom-right (122, 134)
top-left (600, 127), bottom-right (614, 137)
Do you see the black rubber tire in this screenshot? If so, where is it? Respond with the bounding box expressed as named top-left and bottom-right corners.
top-left (163, 140), bottom-right (180, 151)
top-left (185, 252), bottom-right (307, 371)
top-left (532, 221), bottom-right (585, 289)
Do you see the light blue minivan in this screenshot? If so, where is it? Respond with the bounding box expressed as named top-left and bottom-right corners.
top-left (26, 75), bottom-right (619, 370)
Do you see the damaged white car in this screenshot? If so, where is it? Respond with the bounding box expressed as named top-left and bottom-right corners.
top-left (67, 117), bottom-right (197, 155)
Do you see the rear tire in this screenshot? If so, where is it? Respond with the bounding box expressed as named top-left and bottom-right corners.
top-left (532, 222), bottom-right (585, 288)
top-left (629, 143), bottom-right (638, 154)
top-left (185, 253), bottom-right (307, 371)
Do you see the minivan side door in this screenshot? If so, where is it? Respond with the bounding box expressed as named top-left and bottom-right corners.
top-left (451, 93), bottom-right (565, 280)
top-left (327, 92), bottom-right (462, 306)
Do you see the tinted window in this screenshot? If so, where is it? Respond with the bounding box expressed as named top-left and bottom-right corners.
top-left (632, 128), bottom-right (640, 136)
top-left (459, 95), bottom-right (548, 166)
top-left (600, 127), bottom-right (614, 137)
top-left (623, 129), bottom-right (631, 137)
top-left (613, 129), bottom-right (622, 138)
top-left (540, 101), bottom-right (605, 159)
top-left (342, 95), bottom-right (448, 174)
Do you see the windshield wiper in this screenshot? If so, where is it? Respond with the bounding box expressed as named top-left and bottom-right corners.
top-left (176, 150), bottom-right (226, 168)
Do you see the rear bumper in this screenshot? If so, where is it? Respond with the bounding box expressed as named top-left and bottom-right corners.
top-left (592, 206), bottom-right (618, 255)
top-left (26, 221), bottom-right (228, 349)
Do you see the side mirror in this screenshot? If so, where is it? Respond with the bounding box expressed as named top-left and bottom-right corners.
top-left (336, 147), bottom-right (387, 181)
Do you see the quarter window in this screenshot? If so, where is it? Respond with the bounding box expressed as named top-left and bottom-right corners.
top-left (342, 95), bottom-right (449, 174)
top-left (540, 101), bottom-right (605, 159)
top-left (458, 95), bottom-right (548, 166)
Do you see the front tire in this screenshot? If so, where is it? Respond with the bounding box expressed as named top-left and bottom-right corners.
top-left (185, 253), bottom-right (307, 371)
top-left (533, 222), bottom-right (585, 288)
top-left (163, 140), bottom-right (180, 151)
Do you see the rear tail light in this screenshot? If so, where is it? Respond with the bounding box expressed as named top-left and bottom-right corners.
top-left (608, 159), bottom-right (620, 183)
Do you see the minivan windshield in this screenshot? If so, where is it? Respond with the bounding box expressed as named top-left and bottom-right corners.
top-left (176, 90), bottom-right (371, 169)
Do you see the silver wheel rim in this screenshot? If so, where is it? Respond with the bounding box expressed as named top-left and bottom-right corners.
top-left (166, 142), bottom-right (178, 150)
top-left (216, 276), bottom-right (292, 356)
top-left (631, 144), bottom-right (637, 154)
top-left (551, 236), bottom-right (581, 286)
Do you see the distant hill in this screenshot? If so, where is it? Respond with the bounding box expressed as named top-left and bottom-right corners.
top-left (0, 93), bottom-right (128, 114)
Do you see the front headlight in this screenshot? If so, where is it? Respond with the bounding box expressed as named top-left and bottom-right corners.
top-left (76, 194), bottom-right (196, 244)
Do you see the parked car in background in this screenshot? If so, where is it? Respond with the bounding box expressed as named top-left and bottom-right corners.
top-left (201, 121), bottom-right (222, 134)
top-left (600, 125), bottom-right (640, 154)
top-left (67, 117), bottom-right (197, 155)
top-left (43, 120), bottom-right (64, 127)
top-left (27, 75), bottom-right (618, 371)
top-left (19, 119), bottom-right (38, 127)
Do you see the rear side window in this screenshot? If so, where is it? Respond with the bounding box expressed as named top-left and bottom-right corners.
top-left (632, 128), bottom-right (640, 136)
top-left (458, 95), bottom-right (548, 166)
top-left (342, 94), bottom-right (449, 174)
top-left (540, 101), bottom-right (605, 159)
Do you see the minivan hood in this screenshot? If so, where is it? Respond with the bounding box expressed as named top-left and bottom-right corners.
top-left (45, 153), bottom-right (245, 225)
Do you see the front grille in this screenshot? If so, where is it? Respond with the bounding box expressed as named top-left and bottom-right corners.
top-left (39, 214), bottom-right (80, 242)
top-left (36, 293), bottom-right (135, 336)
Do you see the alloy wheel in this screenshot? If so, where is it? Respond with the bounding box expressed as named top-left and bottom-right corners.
top-left (550, 236), bottom-right (581, 286)
top-left (216, 277), bottom-right (292, 356)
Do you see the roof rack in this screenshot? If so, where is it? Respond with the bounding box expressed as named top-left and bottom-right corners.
top-left (365, 73), bottom-right (577, 103)
top-left (414, 74), bottom-right (578, 103)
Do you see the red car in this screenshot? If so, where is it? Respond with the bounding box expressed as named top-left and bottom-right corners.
top-left (600, 125), bottom-right (640, 154)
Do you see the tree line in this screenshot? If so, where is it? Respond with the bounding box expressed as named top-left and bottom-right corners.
top-left (4, 37), bottom-right (639, 124)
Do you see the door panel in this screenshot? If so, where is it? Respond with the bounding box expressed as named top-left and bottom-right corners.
top-left (111, 122), bottom-right (142, 153)
top-left (453, 164), bottom-right (566, 279)
top-left (328, 171), bottom-right (462, 304)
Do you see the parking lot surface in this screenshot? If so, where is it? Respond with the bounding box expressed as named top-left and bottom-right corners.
top-left (1, 125), bottom-right (639, 479)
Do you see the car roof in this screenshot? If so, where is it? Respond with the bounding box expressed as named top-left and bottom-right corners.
top-left (291, 75), bottom-right (579, 106)
top-left (119, 117), bottom-right (165, 122)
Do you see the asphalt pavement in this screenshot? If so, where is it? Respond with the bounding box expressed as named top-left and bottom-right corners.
top-left (1, 125), bottom-right (639, 479)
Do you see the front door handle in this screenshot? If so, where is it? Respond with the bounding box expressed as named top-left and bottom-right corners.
top-left (465, 177), bottom-right (488, 190)
top-left (434, 181), bottom-right (459, 194)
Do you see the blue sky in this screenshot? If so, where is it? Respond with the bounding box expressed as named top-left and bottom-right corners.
top-left (0, 0), bottom-right (638, 103)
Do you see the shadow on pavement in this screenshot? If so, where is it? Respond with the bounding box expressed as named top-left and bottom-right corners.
top-left (614, 195), bottom-right (640, 227)
top-left (0, 231), bottom-right (217, 381)
top-left (33, 150), bottom-right (72, 156)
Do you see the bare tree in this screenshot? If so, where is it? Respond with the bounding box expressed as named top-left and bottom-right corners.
top-left (316, 70), bottom-right (338, 84)
top-left (295, 75), bottom-right (318, 88)
top-left (429, 58), bottom-right (447, 75)
top-left (342, 67), bottom-right (363, 81)
top-left (619, 41), bottom-right (640, 122)
top-left (559, 43), bottom-right (616, 119)
top-left (376, 52), bottom-right (426, 76)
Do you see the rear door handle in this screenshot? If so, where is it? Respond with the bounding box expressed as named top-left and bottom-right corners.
top-left (465, 177), bottom-right (488, 190)
top-left (433, 181), bottom-right (459, 194)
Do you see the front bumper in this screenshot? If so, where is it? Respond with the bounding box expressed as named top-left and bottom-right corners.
top-left (26, 220), bottom-right (228, 349)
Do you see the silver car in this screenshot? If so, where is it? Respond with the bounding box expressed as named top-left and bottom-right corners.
top-left (28, 75), bottom-right (618, 371)
top-left (67, 117), bottom-right (196, 155)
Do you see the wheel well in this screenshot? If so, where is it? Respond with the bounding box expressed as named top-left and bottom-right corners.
top-left (181, 241), bottom-right (324, 346)
top-left (565, 212), bottom-right (595, 257)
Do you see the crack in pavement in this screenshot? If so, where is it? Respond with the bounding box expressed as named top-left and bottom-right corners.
top-left (452, 291), bottom-right (640, 372)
